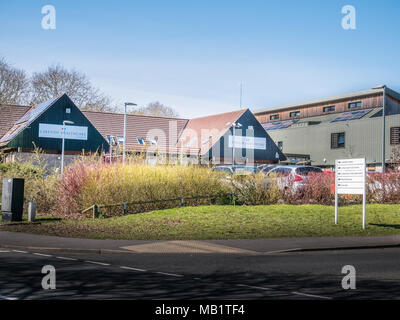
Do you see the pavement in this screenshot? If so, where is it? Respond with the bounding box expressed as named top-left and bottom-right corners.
top-left (1, 230), bottom-right (400, 254)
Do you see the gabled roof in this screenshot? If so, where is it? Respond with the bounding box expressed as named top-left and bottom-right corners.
top-left (0, 104), bottom-right (31, 139)
top-left (0, 96), bottom-right (62, 145)
top-left (82, 110), bottom-right (189, 153)
top-left (253, 86), bottom-right (400, 115)
top-left (177, 109), bottom-right (247, 155)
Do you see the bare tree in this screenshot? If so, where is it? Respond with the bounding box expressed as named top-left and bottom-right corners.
top-left (0, 58), bottom-right (30, 105)
top-left (131, 101), bottom-right (179, 118)
top-left (30, 64), bottom-right (115, 112)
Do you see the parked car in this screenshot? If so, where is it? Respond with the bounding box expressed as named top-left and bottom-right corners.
top-left (212, 166), bottom-right (234, 175)
top-left (265, 165), bottom-right (323, 190)
top-left (257, 164), bottom-right (279, 174)
top-left (212, 165), bottom-right (260, 176)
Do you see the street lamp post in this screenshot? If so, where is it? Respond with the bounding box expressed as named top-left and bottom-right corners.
top-left (123, 102), bottom-right (137, 163)
top-left (382, 86), bottom-right (386, 172)
top-left (61, 120), bottom-right (74, 175)
top-left (227, 122), bottom-right (242, 165)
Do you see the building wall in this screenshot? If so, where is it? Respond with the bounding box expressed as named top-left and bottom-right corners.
top-left (4, 152), bottom-right (82, 171)
top-left (256, 93), bottom-right (400, 124)
top-left (266, 114), bottom-right (400, 168)
top-left (204, 109), bottom-right (285, 164)
top-left (6, 95), bottom-right (109, 153)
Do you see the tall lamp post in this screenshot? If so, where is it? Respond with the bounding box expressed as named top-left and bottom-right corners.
top-left (382, 85), bottom-right (386, 172)
top-left (61, 120), bottom-right (74, 175)
top-left (123, 102), bottom-right (137, 163)
top-left (226, 122), bottom-right (242, 165)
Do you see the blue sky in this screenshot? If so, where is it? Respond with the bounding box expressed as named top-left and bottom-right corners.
top-left (1, 0), bottom-right (399, 118)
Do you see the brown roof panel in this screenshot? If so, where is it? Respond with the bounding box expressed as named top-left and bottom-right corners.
top-left (177, 109), bottom-right (247, 154)
top-left (82, 111), bottom-right (189, 152)
top-left (0, 105), bottom-right (31, 141)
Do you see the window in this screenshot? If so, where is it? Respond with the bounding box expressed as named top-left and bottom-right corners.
top-left (269, 167), bottom-right (291, 177)
top-left (391, 127), bottom-right (400, 145)
top-left (348, 101), bottom-right (362, 109)
top-left (323, 106), bottom-right (335, 113)
top-left (270, 114), bottom-right (280, 120)
top-left (277, 141), bottom-right (283, 150)
top-left (137, 137), bottom-right (145, 145)
top-left (331, 132), bottom-right (345, 149)
top-left (289, 111), bottom-right (300, 117)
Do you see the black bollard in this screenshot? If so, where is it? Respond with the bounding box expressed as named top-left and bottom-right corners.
top-left (1, 178), bottom-right (25, 222)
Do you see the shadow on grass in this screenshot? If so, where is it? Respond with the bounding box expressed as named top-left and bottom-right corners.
top-left (0, 217), bottom-right (61, 226)
top-left (370, 223), bottom-right (400, 230)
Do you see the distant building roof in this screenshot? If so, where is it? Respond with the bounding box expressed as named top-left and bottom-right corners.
top-left (0, 104), bottom-right (30, 139)
top-left (82, 110), bottom-right (189, 153)
top-left (177, 109), bottom-right (247, 155)
top-left (253, 86), bottom-right (400, 115)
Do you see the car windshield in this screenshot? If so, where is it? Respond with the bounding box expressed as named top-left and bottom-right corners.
top-left (234, 167), bottom-right (260, 174)
top-left (295, 167), bottom-right (323, 176)
top-left (214, 167), bottom-right (232, 173)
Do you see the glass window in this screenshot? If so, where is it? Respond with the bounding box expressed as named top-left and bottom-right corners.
top-left (270, 114), bottom-right (280, 120)
top-left (296, 167), bottom-right (323, 176)
top-left (390, 127), bottom-right (400, 145)
top-left (289, 111), bottom-right (300, 117)
top-left (323, 106), bottom-right (335, 112)
top-left (348, 101), bottom-right (362, 109)
top-left (331, 132), bottom-right (345, 149)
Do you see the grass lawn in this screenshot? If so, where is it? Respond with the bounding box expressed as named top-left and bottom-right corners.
top-left (1, 204), bottom-right (400, 240)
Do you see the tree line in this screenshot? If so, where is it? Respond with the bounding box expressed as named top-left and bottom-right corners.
top-left (0, 57), bottom-right (179, 117)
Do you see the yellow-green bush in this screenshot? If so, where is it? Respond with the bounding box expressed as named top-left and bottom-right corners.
top-left (56, 162), bottom-right (231, 218)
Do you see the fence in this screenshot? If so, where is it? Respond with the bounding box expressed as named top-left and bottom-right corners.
top-left (81, 194), bottom-right (235, 219)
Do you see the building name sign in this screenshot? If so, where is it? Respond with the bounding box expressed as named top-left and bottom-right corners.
top-left (228, 136), bottom-right (266, 150)
top-left (38, 123), bottom-right (88, 141)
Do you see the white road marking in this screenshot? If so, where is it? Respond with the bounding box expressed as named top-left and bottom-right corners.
top-left (119, 266), bottom-right (147, 272)
top-left (84, 260), bottom-right (111, 266)
top-left (237, 284), bottom-right (273, 291)
top-left (156, 272), bottom-right (184, 277)
top-left (12, 250), bottom-right (28, 254)
top-left (291, 291), bottom-right (332, 300)
top-left (56, 256), bottom-right (78, 261)
top-left (0, 250), bottom-right (10, 253)
top-left (33, 253), bottom-right (52, 257)
top-left (0, 295), bottom-right (18, 300)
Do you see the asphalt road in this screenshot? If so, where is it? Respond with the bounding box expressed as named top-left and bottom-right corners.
top-left (1, 247), bottom-right (400, 300)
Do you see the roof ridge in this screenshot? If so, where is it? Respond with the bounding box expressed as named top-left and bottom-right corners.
top-left (82, 109), bottom-right (188, 121)
top-left (189, 108), bottom-right (247, 121)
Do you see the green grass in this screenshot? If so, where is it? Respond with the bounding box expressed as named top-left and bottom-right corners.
top-left (1, 204), bottom-right (400, 240)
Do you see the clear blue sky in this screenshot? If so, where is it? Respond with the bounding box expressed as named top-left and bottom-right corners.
top-left (1, 0), bottom-right (399, 118)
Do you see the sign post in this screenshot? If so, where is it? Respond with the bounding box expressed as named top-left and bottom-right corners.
top-left (335, 158), bottom-right (367, 229)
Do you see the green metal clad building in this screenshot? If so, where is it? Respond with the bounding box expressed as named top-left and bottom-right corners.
top-left (0, 94), bottom-right (109, 154)
top-left (253, 86), bottom-right (400, 169)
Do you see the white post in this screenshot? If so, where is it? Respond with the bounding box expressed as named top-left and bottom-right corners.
top-left (362, 158), bottom-right (366, 229)
top-left (232, 125), bottom-right (235, 165)
top-left (335, 160), bottom-right (338, 224)
top-left (61, 123), bottom-right (66, 175)
top-left (335, 171), bottom-right (338, 225)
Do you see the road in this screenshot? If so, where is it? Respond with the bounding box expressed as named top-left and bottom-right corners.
top-left (0, 247), bottom-right (400, 300)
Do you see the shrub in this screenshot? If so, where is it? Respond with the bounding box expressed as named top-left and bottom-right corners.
top-left (55, 162), bottom-right (231, 218)
top-left (231, 173), bottom-right (280, 205)
top-left (0, 162), bottom-right (57, 214)
top-left (367, 170), bottom-right (400, 203)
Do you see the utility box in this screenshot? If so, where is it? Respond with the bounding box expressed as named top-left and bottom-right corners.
top-left (1, 178), bottom-right (24, 222)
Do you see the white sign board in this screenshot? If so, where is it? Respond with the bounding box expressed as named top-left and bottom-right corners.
top-left (228, 136), bottom-right (266, 150)
top-left (335, 158), bottom-right (366, 194)
top-left (39, 123), bottom-right (88, 141)
top-left (335, 158), bottom-right (366, 229)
